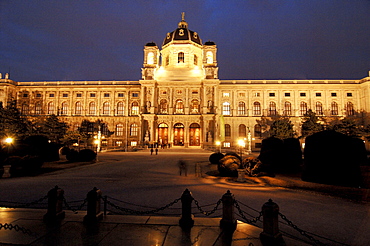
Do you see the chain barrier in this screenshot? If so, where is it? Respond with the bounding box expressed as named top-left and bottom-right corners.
top-left (103, 196), bottom-right (181, 215)
top-left (279, 212), bottom-right (327, 246)
top-left (0, 223), bottom-right (39, 237)
top-left (63, 198), bottom-right (87, 214)
top-left (234, 200), bottom-right (262, 224)
top-left (193, 198), bottom-right (222, 216)
top-left (0, 195), bottom-right (49, 209)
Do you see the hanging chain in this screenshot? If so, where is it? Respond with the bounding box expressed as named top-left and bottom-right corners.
top-left (0, 223), bottom-right (39, 237)
top-left (279, 212), bottom-right (327, 246)
top-left (104, 197), bottom-right (181, 215)
top-left (63, 198), bottom-right (87, 214)
top-left (0, 195), bottom-right (49, 209)
top-left (193, 198), bottom-right (222, 216)
top-left (234, 200), bottom-right (262, 224)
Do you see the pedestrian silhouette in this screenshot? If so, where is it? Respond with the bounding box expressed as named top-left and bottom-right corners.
top-left (155, 148), bottom-right (158, 155)
top-left (150, 148), bottom-right (153, 155)
top-left (178, 160), bottom-right (188, 176)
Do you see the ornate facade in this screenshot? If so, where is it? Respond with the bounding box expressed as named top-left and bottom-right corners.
top-left (1, 15), bottom-right (370, 150)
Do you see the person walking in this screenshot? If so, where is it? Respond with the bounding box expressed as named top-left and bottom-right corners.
top-left (178, 160), bottom-right (188, 176)
top-left (150, 148), bottom-right (153, 155)
top-left (155, 148), bottom-right (158, 155)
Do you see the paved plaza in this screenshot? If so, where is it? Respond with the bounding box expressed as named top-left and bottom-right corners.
top-left (0, 148), bottom-right (369, 245)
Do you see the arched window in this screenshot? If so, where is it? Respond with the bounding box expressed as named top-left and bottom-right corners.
top-left (284, 102), bottom-right (291, 116)
top-left (178, 52), bottom-right (184, 63)
top-left (116, 102), bottom-right (124, 115)
top-left (194, 54), bottom-right (198, 65)
top-left (89, 102), bottom-right (96, 115)
top-left (147, 52), bottom-right (154, 65)
top-left (300, 102), bottom-right (308, 116)
top-left (130, 123), bottom-right (138, 136)
top-left (175, 99), bottom-right (184, 114)
top-left (47, 102), bottom-right (55, 115)
top-left (75, 101), bottom-right (82, 115)
top-left (159, 99), bottom-right (168, 114)
top-left (253, 102), bottom-right (261, 115)
top-left (102, 102), bottom-right (110, 115)
top-left (316, 102), bottom-right (323, 115)
top-left (225, 124), bottom-right (231, 137)
top-left (35, 102), bottom-right (42, 115)
top-left (206, 51), bottom-right (213, 64)
top-left (254, 124), bottom-right (262, 138)
top-left (165, 56), bottom-right (169, 66)
top-left (116, 124), bottom-right (124, 136)
top-left (21, 103), bottom-right (29, 115)
top-left (223, 102), bottom-right (231, 115)
top-left (238, 102), bottom-right (246, 116)
top-left (190, 99), bottom-right (200, 114)
top-left (331, 102), bottom-right (338, 115)
top-left (346, 102), bottom-right (355, 116)
top-left (131, 101), bottom-right (139, 115)
top-left (239, 124), bottom-right (246, 137)
top-left (268, 101), bottom-right (276, 116)
top-left (61, 102), bottom-right (68, 115)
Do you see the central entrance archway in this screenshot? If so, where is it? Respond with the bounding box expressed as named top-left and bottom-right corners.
top-left (158, 123), bottom-right (168, 145)
top-left (189, 123), bottom-right (201, 146)
top-left (173, 123), bottom-right (184, 146)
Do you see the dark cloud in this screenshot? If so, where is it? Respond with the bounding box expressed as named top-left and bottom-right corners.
top-left (0, 0), bottom-right (369, 82)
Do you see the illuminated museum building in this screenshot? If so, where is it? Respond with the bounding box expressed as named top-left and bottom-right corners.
top-left (1, 16), bottom-right (370, 150)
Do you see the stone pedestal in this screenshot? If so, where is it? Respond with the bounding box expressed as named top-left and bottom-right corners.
top-left (237, 169), bottom-right (246, 182)
top-left (2, 165), bottom-right (11, 178)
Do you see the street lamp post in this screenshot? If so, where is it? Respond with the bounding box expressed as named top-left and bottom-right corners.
top-left (216, 141), bottom-right (221, 153)
top-left (238, 139), bottom-right (245, 166)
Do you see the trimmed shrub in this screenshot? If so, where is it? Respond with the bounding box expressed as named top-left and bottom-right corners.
top-left (218, 155), bottom-right (241, 177)
top-left (209, 152), bottom-right (224, 164)
top-left (79, 149), bottom-right (97, 162)
top-left (66, 149), bottom-right (79, 162)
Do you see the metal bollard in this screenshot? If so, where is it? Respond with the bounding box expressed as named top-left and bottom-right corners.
top-left (43, 186), bottom-right (65, 223)
top-left (179, 189), bottom-right (194, 229)
top-left (219, 190), bottom-right (237, 232)
top-left (83, 187), bottom-right (103, 224)
top-left (260, 199), bottom-right (285, 246)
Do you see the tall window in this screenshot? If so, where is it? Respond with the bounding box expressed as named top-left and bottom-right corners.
top-left (21, 103), bottom-right (29, 115)
top-left (61, 102), bottom-right (68, 115)
top-left (331, 102), bottom-right (338, 115)
top-left (206, 51), bottom-right (213, 64)
top-left (131, 102), bottom-right (139, 115)
top-left (238, 102), bottom-right (246, 116)
top-left (316, 102), bottom-right (323, 115)
top-left (253, 102), bottom-right (261, 115)
top-left (47, 102), bottom-right (55, 115)
top-left (159, 99), bottom-right (168, 114)
top-left (178, 52), bottom-right (184, 63)
top-left (75, 101), bottom-right (82, 115)
top-left (190, 99), bottom-right (199, 114)
top-left (102, 102), bottom-right (110, 115)
top-left (239, 124), bottom-right (246, 137)
top-left (254, 124), bottom-right (262, 138)
top-left (35, 102), bottom-right (42, 115)
top-left (300, 102), bottom-right (308, 116)
top-left (147, 52), bottom-right (154, 65)
top-left (116, 124), bottom-right (124, 136)
top-left (346, 102), bottom-right (355, 116)
top-left (130, 123), bottom-right (138, 136)
top-left (268, 101), bottom-right (276, 116)
top-left (116, 102), bottom-right (124, 115)
top-left (284, 101), bottom-right (291, 116)
top-left (89, 102), bottom-right (96, 115)
top-left (222, 102), bottom-right (231, 115)
top-left (225, 124), bottom-right (231, 137)
top-left (194, 54), bottom-right (198, 65)
top-left (175, 99), bottom-right (184, 114)
top-left (165, 56), bottom-right (169, 66)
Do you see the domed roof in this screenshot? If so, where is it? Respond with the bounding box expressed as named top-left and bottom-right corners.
top-left (162, 13), bottom-right (202, 47)
top-left (204, 40), bottom-right (216, 45)
top-left (145, 41), bottom-right (157, 46)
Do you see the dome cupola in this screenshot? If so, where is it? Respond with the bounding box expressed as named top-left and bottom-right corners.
top-left (162, 12), bottom-right (202, 47)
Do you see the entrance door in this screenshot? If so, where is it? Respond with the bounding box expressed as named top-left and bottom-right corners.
top-left (158, 123), bottom-right (168, 145)
top-left (173, 123), bottom-right (184, 146)
top-left (189, 123), bottom-right (201, 146)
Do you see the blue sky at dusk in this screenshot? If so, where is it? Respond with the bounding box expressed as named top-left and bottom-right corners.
top-left (1, 0), bottom-right (369, 82)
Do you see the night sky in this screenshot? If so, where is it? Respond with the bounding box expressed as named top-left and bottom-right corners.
top-left (1, 0), bottom-right (370, 82)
